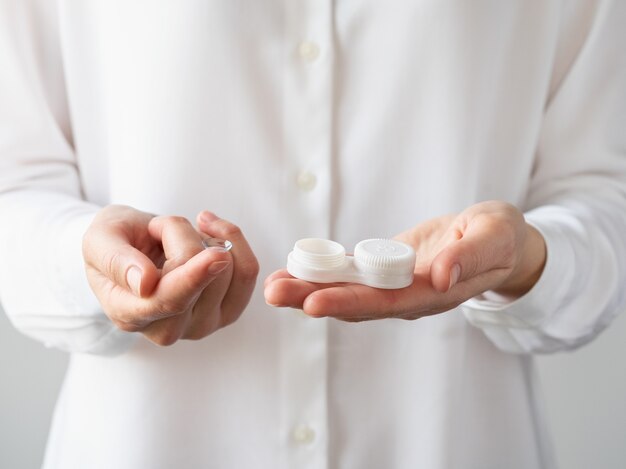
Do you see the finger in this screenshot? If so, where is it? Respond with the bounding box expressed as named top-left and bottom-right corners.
top-left (83, 222), bottom-right (159, 298)
top-left (264, 277), bottom-right (329, 308)
top-left (180, 267), bottom-right (233, 340)
top-left (137, 312), bottom-right (192, 346)
top-left (151, 247), bottom-right (231, 318)
top-left (266, 268), bottom-right (475, 320)
top-left (118, 249), bottom-right (229, 344)
top-left (430, 220), bottom-right (517, 293)
top-left (139, 213), bottom-right (237, 343)
top-left (302, 283), bottom-right (400, 318)
top-left (300, 275), bottom-right (460, 320)
top-left (197, 212), bottom-right (259, 324)
top-left (97, 247), bottom-right (231, 332)
top-left (148, 215), bottom-right (206, 272)
top-left (264, 269), bottom-right (293, 288)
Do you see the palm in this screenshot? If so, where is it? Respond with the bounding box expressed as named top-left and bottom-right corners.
top-left (395, 214), bottom-right (456, 272)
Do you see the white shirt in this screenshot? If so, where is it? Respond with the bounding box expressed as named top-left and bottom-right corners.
top-left (1, 1), bottom-right (625, 468)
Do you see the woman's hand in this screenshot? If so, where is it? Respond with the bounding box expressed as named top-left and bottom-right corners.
top-left (83, 205), bottom-right (259, 345)
top-left (264, 201), bottom-right (545, 321)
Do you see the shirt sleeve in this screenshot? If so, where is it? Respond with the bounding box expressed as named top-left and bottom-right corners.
top-left (0, 0), bottom-right (135, 355)
top-left (461, 0), bottom-right (626, 354)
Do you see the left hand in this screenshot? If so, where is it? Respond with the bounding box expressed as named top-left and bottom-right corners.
top-left (264, 201), bottom-right (546, 321)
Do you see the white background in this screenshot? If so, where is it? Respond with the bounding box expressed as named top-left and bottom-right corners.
top-left (1, 305), bottom-right (625, 469)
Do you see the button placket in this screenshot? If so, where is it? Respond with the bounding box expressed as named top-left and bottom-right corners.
top-left (281, 1), bottom-right (334, 469)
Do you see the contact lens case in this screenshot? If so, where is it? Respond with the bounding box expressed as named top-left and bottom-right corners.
top-left (287, 238), bottom-right (415, 289)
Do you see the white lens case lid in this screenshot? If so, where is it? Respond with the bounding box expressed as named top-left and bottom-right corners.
top-left (287, 238), bottom-right (415, 289)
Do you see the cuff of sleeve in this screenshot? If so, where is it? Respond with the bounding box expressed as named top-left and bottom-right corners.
top-left (0, 192), bottom-right (134, 355)
top-left (46, 203), bottom-right (135, 355)
top-left (48, 207), bottom-right (101, 316)
top-left (461, 206), bottom-right (576, 330)
top-left (11, 314), bottom-right (138, 356)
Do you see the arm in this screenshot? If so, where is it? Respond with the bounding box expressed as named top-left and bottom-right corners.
top-left (462, 0), bottom-right (626, 352)
top-left (264, 0), bottom-right (626, 354)
top-left (0, 0), bottom-right (126, 354)
top-left (0, 2), bottom-right (259, 353)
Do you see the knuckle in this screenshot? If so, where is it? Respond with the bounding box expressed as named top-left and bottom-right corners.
top-left (220, 311), bottom-right (243, 329)
top-left (164, 215), bottom-right (191, 227)
top-left (112, 304), bottom-right (150, 329)
top-left (183, 331), bottom-right (201, 341)
top-left (156, 298), bottom-right (189, 317)
top-left (240, 258), bottom-right (260, 282)
top-left (151, 331), bottom-right (180, 347)
top-left (117, 322), bottom-right (142, 333)
top-left (103, 250), bottom-right (124, 282)
top-left (219, 317), bottom-right (235, 329)
top-left (218, 220), bottom-right (242, 238)
top-left (111, 317), bottom-right (143, 333)
top-left (184, 328), bottom-right (211, 341)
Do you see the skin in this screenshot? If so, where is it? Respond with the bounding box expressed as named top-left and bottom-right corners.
top-left (264, 201), bottom-right (546, 322)
top-left (83, 200), bottom-right (545, 343)
top-left (82, 205), bottom-right (259, 345)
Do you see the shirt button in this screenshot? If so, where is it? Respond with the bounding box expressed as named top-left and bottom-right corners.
top-left (296, 170), bottom-right (317, 192)
top-left (297, 41), bottom-right (321, 63)
top-left (292, 424), bottom-right (316, 445)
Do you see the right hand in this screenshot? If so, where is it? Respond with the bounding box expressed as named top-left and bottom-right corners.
top-left (82, 205), bottom-right (259, 346)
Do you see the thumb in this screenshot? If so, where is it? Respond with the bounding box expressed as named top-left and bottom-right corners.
top-left (83, 229), bottom-right (159, 298)
top-left (429, 224), bottom-right (515, 293)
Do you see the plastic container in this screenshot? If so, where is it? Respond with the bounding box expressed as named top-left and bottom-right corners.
top-left (286, 238), bottom-right (415, 289)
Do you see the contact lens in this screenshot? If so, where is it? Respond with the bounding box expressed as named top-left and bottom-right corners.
top-left (202, 238), bottom-right (233, 252)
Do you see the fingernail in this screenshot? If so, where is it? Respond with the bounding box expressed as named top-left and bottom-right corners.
top-left (208, 261), bottom-right (230, 275)
top-left (448, 264), bottom-right (461, 291)
top-left (126, 266), bottom-right (142, 296)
